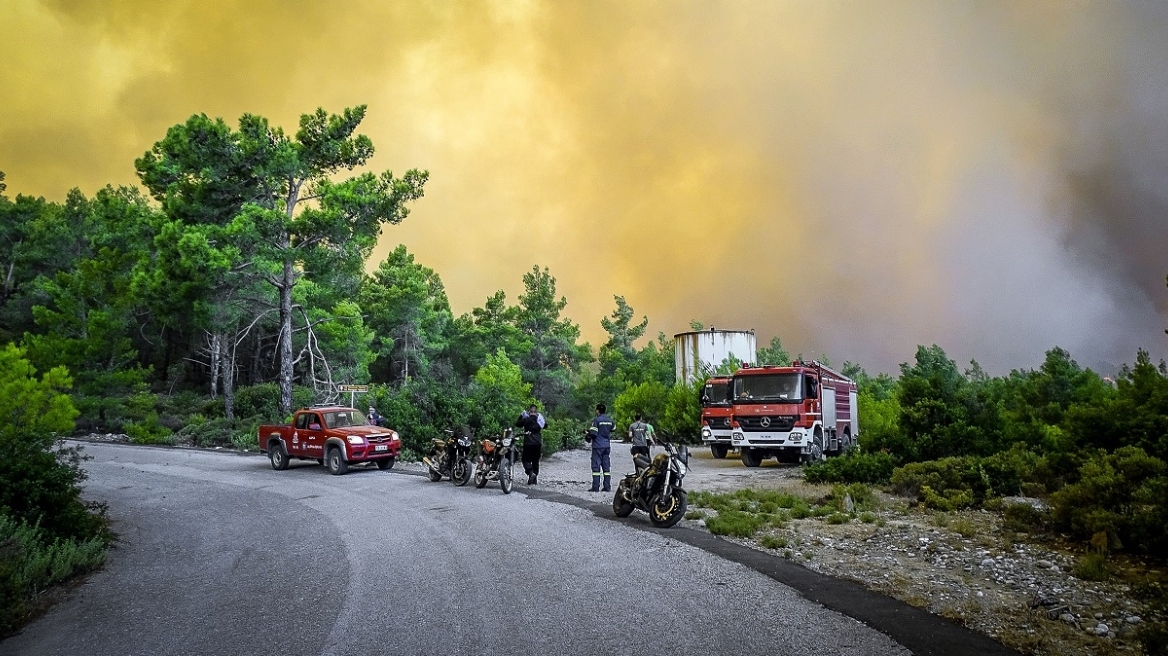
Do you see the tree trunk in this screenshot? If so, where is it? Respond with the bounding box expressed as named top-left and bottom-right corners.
top-left (223, 336), bottom-right (237, 421)
top-left (278, 253), bottom-right (295, 417)
top-left (209, 333), bottom-right (222, 399)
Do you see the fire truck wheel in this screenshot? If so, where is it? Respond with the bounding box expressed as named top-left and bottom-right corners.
top-left (711, 444), bottom-right (729, 459)
top-left (809, 430), bottom-right (825, 463)
top-left (740, 448), bottom-right (762, 468)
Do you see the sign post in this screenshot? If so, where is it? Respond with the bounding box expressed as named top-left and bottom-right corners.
top-left (337, 384), bottom-right (369, 410)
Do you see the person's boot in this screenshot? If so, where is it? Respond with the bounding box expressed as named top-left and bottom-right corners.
top-left (528, 473), bottom-right (536, 485)
top-left (589, 475), bottom-right (600, 492)
top-left (601, 473), bottom-right (611, 492)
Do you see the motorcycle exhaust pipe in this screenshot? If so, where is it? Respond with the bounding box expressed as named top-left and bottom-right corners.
top-left (422, 457), bottom-right (437, 471)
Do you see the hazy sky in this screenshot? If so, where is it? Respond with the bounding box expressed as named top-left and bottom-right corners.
top-left (2, 0), bottom-right (1166, 374)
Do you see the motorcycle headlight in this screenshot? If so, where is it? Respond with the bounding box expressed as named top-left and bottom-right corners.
top-left (346, 435), bottom-right (365, 445)
top-left (674, 460), bottom-right (688, 477)
top-left (502, 437), bottom-right (513, 447)
top-left (457, 436), bottom-right (471, 447)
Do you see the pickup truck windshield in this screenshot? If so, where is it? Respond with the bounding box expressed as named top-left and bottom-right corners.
top-left (733, 373), bottom-right (803, 402)
top-left (322, 410), bottom-right (370, 429)
top-left (703, 381), bottom-right (731, 406)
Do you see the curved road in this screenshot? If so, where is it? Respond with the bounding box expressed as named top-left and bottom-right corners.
top-left (2, 443), bottom-right (913, 656)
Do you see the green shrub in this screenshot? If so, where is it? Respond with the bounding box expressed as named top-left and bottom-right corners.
top-left (859, 512), bottom-right (878, 524)
top-left (232, 384), bottom-right (315, 423)
top-left (920, 485), bottom-right (975, 511)
top-left (174, 417), bottom-right (235, 447)
top-left (545, 416), bottom-right (587, 454)
top-left (759, 534), bottom-right (788, 549)
top-left (825, 512), bottom-right (851, 525)
top-left (1049, 447), bottom-right (1168, 554)
top-left (1002, 503), bottom-right (1047, 534)
top-left (804, 449), bottom-right (897, 485)
top-left (829, 483), bottom-right (877, 512)
top-left (705, 510), bottom-right (767, 538)
top-left (124, 411), bottom-right (173, 445)
top-left (1073, 551), bottom-right (1110, 582)
top-left (0, 513), bottom-right (108, 637)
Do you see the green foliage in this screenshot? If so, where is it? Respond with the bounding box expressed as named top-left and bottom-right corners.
top-left (174, 417), bottom-right (235, 447)
top-left (759, 534), bottom-right (789, 549)
top-left (704, 510), bottom-right (768, 537)
top-left (825, 512), bottom-right (851, 525)
top-left (232, 384), bottom-right (315, 423)
top-left (124, 411), bottom-right (173, 445)
top-left (1049, 447), bottom-right (1168, 555)
top-left (468, 349), bottom-right (534, 439)
top-left (660, 381), bottom-right (702, 443)
top-left (0, 345), bottom-right (107, 547)
top-left (613, 381), bottom-right (668, 434)
top-left (829, 483), bottom-right (877, 512)
top-left (515, 265), bottom-right (587, 413)
top-left (1073, 551), bottom-right (1110, 582)
top-left (756, 336), bottom-right (791, 366)
top-left (0, 513), bottom-right (109, 638)
top-left (544, 416), bottom-right (587, 453)
top-left (1002, 503), bottom-right (1047, 534)
top-left (804, 449), bottom-right (897, 485)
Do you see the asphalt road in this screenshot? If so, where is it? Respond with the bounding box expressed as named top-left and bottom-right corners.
top-left (1, 443), bottom-right (910, 656)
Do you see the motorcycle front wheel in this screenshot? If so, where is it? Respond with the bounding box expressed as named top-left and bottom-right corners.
top-left (452, 458), bottom-right (472, 486)
top-left (649, 489), bottom-right (688, 528)
top-left (473, 462), bottom-right (489, 488)
top-left (500, 453), bottom-right (514, 494)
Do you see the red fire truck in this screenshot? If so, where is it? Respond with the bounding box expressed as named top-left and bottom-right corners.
top-left (700, 376), bottom-right (734, 459)
top-left (730, 361), bottom-right (858, 467)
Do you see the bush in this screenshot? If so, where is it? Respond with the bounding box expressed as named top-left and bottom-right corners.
top-left (759, 534), bottom-right (788, 549)
top-left (545, 416), bottom-right (587, 454)
top-left (124, 411), bottom-right (173, 445)
top-left (829, 483), bottom-right (876, 512)
top-left (1002, 503), bottom-right (1047, 534)
top-left (804, 449), bottom-right (897, 485)
top-left (0, 513), bottom-right (109, 638)
top-left (174, 417), bottom-right (235, 447)
top-left (1049, 447), bottom-right (1168, 554)
top-left (232, 384), bottom-right (315, 423)
top-left (705, 510), bottom-right (767, 537)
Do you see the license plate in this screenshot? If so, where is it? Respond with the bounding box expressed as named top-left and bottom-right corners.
top-left (374, 445), bottom-right (388, 452)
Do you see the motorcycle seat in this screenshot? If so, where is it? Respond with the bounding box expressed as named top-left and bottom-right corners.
top-left (633, 454), bottom-right (651, 471)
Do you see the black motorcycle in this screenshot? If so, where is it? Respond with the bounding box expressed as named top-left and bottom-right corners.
top-left (424, 429), bottom-right (473, 486)
top-left (612, 442), bottom-right (689, 528)
top-left (472, 428), bottom-right (519, 494)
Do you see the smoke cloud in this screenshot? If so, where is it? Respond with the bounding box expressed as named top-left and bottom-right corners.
top-left (2, 0), bottom-right (1165, 374)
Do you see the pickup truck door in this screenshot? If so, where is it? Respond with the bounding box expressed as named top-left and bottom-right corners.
top-left (300, 412), bottom-right (325, 457)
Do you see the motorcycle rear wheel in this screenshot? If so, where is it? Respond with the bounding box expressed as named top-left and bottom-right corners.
top-left (612, 483), bottom-right (635, 517)
top-left (649, 490), bottom-right (688, 528)
top-left (474, 464), bottom-right (489, 488)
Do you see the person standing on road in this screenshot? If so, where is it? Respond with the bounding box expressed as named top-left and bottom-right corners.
top-left (587, 404), bottom-right (615, 492)
top-left (516, 404), bottom-right (545, 485)
top-left (628, 413), bottom-right (655, 459)
top-left (368, 406), bottom-right (384, 427)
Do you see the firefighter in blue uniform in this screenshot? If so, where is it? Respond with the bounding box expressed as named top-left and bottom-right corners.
top-left (587, 403), bottom-right (615, 492)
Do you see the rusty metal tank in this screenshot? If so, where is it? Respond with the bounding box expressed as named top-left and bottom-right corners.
top-left (674, 329), bottom-right (757, 384)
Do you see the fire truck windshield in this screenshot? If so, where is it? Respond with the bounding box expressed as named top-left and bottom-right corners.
top-left (733, 373), bottom-right (803, 402)
top-left (702, 381), bottom-right (731, 406)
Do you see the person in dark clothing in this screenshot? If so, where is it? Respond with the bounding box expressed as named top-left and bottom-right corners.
top-left (628, 413), bottom-right (654, 458)
top-left (515, 404), bottom-right (545, 485)
top-left (368, 406), bottom-right (384, 427)
top-left (587, 403), bottom-right (615, 492)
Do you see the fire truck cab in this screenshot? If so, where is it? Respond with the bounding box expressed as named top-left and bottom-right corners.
top-left (730, 361), bottom-right (858, 467)
top-left (699, 376), bottom-right (734, 459)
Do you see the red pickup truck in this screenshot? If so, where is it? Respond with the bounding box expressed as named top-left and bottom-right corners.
top-left (259, 406), bottom-right (402, 475)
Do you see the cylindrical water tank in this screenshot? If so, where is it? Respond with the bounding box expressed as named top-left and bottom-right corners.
top-left (674, 329), bottom-right (757, 384)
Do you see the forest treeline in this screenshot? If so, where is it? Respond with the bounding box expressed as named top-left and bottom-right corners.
top-left (1, 106), bottom-right (1166, 633)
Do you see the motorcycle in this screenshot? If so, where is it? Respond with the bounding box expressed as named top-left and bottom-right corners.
top-left (612, 442), bottom-right (690, 528)
top-left (472, 428), bottom-right (519, 494)
top-left (423, 429), bottom-right (473, 486)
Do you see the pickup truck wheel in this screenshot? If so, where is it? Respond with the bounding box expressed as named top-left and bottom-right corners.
top-left (376, 457), bottom-right (395, 471)
top-left (710, 444), bottom-right (729, 459)
top-left (740, 448), bottom-right (762, 468)
top-left (326, 447), bottom-right (349, 476)
top-left (269, 443), bottom-right (289, 471)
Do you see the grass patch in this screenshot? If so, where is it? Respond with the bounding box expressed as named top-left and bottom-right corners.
top-left (1073, 551), bottom-right (1110, 582)
top-left (704, 510), bottom-right (768, 538)
top-left (759, 534), bottom-right (788, 549)
top-left (684, 511), bottom-right (706, 521)
top-left (825, 512), bottom-right (851, 525)
top-left (951, 517), bottom-right (977, 538)
top-left (859, 512), bottom-right (878, 524)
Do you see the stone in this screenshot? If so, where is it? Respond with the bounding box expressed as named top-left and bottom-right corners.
top-left (1125, 616), bottom-right (1142, 624)
top-left (981, 558), bottom-right (996, 568)
top-left (1094, 624), bottom-right (1109, 636)
top-left (1036, 559), bottom-right (1053, 568)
